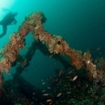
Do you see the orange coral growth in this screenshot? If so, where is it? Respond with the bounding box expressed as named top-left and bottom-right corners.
top-left (20, 29), bottom-right (29, 36)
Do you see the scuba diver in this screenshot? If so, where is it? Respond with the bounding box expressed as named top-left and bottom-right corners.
top-left (0, 12), bottom-right (18, 38)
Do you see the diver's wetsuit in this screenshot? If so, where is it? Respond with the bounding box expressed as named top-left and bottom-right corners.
top-left (0, 12), bottom-right (17, 38)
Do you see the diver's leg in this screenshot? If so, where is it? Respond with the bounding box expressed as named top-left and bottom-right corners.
top-left (0, 25), bottom-right (7, 38)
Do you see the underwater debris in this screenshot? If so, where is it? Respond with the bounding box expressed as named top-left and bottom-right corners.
top-left (0, 11), bottom-right (104, 85)
top-left (0, 12), bottom-right (105, 105)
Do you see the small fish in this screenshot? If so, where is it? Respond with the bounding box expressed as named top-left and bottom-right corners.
top-left (96, 47), bottom-right (101, 51)
top-left (72, 75), bottom-right (78, 81)
top-left (58, 70), bottom-right (63, 76)
top-left (67, 92), bottom-right (71, 94)
top-left (43, 93), bottom-right (49, 96)
top-left (46, 99), bottom-right (52, 103)
top-left (65, 76), bottom-right (70, 79)
top-left (42, 90), bottom-right (46, 92)
top-left (47, 86), bottom-right (51, 89)
top-left (56, 93), bottom-right (62, 97)
top-left (32, 92), bottom-right (35, 95)
top-left (68, 70), bottom-right (73, 74)
top-left (42, 82), bottom-right (45, 85)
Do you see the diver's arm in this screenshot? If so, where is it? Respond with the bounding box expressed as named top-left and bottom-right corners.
top-left (13, 19), bottom-right (17, 24)
top-left (0, 34), bottom-right (5, 38)
top-left (11, 18), bottom-right (17, 25)
top-left (13, 17), bottom-right (17, 24)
